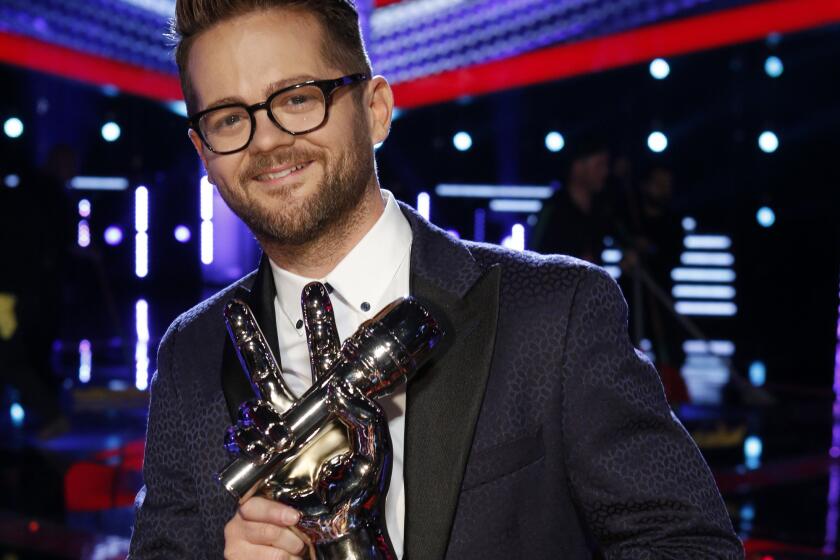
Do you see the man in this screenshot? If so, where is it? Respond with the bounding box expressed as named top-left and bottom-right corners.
top-left (129, 1), bottom-right (743, 558)
top-left (533, 139), bottom-right (613, 263)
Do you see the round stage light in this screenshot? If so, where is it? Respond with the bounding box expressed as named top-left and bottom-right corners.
top-left (748, 361), bottom-right (766, 386)
top-left (764, 55), bottom-right (783, 78)
top-left (545, 131), bottom-right (565, 153)
top-left (174, 225), bottom-right (192, 243)
top-left (681, 217), bottom-right (697, 231)
top-left (649, 58), bottom-right (670, 80)
top-left (758, 131), bottom-right (778, 153)
top-left (756, 206), bottom-right (775, 228)
top-left (647, 131), bottom-right (668, 153)
top-left (104, 226), bottom-right (124, 246)
top-left (4, 174), bottom-right (20, 188)
top-left (744, 436), bottom-right (762, 459)
top-left (4, 117), bottom-right (23, 139)
top-left (101, 121), bottom-right (121, 142)
top-left (10, 403), bottom-right (25, 427)
top-left (453, 131), bottom-right (472, 152)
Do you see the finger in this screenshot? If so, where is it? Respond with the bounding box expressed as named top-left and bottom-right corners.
top-left (238, 496), bottom-right (301, 526)
top-left (225, 298), bottom-right (296, 411)
top-left (238, 521), bottom-right (306, 554)
top-left (301, 282), bottom-right (342, 381)
top-left (225, 541), bottom-right (304, 560)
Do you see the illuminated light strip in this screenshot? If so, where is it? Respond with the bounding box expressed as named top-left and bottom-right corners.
top-left (604, 265), bottom-right (622, 280)
top-left (674, 301), bottom-right (738, 316)
top-left (2, 1), bottom-right (840, 107)
top-left (417, 191), bottom-right (430, 220)
top-left (681, 251), bottom-right (734, 266)
top-left (825, 277), bottom-right (840, 554)
top-left (435, 184), bottom-right (554, 199)
top-left (672, 284), bottom-right (736, 299)
top-left (511, 224), bottom-right (525, 251)
top-left (135, 299), bottom-right (149, 391)
top-left (200, 176), bottom-right (214, 265)
top-left (684, 235), bottom-right (731, 250)
top-left (473, 208), bottom-right (485, 242)
top-left (389, 0), bottom-right (840, 108)
top-left (488, 199), bottom-right (542, 213)
top-left (601, 249), bottom-right (623, 264)
top-left (77, 220), bottom-right (91, 248)
top-left (671, 268), bottom-right (735, 282)
top-left (683, 339), bottom-right (735, 356)
top-left (69, 176), bottom-right (129, 191)
top-left (135, 186), bottom-right (149, 278)
top-left (78, 339), bottom-right (92, 384)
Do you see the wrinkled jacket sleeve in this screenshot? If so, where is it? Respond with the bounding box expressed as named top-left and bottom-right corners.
top-left (128, 320), bottom-right (207, 558)
top-left (561, 267), bottom-right (744, 559)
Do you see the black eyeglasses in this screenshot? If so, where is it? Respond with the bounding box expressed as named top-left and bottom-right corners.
top-left (188, 73), bottom-right (370, 155)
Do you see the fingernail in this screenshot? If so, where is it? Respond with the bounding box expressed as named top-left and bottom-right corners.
top-left (283, 508), bottom-right (300, 524)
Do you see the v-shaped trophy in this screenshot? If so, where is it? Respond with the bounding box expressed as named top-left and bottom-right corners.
top-left (217, 282), bottom-right (443, 559)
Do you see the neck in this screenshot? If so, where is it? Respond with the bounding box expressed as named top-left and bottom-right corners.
top-left (259, 183), bottom-right (385, 278)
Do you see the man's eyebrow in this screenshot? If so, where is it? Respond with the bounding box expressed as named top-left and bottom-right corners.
top-left (201, 75), bottom-right (319, 111)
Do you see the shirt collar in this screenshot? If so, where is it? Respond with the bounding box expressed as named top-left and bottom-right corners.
top-left (269, 189), bottom-right (413, 331)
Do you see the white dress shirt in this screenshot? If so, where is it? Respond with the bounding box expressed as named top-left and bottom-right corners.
top-left (269, 190), bottom-right (412, 557)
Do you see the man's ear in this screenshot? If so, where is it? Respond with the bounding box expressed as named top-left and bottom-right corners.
top-left (366, 75), bottom-right (394, 147)
top-left (188, 128), bottom-right (211, 173)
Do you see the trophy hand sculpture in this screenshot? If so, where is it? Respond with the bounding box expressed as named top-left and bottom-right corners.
top-left (218, 283), bottom-right (443, 559)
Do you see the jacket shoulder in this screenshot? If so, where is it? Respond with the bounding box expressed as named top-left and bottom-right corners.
top-left (462, 240), bottom-right (610, 298)
top-left (159, 270), bottom-right (258, 349)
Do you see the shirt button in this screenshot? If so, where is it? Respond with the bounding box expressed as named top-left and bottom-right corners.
top-left (360, 302), bottom-right (370, 312)
top-left (295, 319), bottom-right (303, 329)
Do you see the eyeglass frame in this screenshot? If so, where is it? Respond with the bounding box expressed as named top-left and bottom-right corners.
top-left (188, 73), bottom-right (371, 155)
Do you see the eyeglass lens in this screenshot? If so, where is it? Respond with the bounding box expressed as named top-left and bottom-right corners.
top-left (199, 84), bottom-right (327, 153)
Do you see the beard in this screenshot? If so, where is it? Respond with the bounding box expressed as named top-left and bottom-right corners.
top-left (216, 115), bottom-right (375, 247)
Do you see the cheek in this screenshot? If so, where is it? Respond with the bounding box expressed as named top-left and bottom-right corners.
top-left (207, 152), bottom-right (246, 187)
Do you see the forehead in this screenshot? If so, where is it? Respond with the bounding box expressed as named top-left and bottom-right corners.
top-left (188, 8), bottom-right (336, 110)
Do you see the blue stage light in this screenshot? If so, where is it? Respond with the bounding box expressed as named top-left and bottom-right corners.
top-left (758, 131), bottom-right (779, 153)
top-left (174, 225), bottom-right (191, 243)
top-left (545, 131), bottom-right (565, 152)
top-left (4, 174), bottom-right (20, 188)
top-left (101, 121), bottom-right (121, 142)
top-left (4, 117), bottom-right (23, 139)
top-left (756, 206), bottom-right (775, 228)
top-left (104, 226), bottom-right (124, 246)
top-left (647, 131), bottom-right (668, 153)
top-left (649, 58), bottom-right (670, 79)
top-left (10, 403), bottom-right (24, 427)
top-left (453, 131), bottom-right (473, 152)
top-left (748, 361), bottom-right (766, 386)
top-left (681, 217), bottom-right (697, 231)
top-left (744, 435), bottom-right (763, 462)
top-left (764, 55), bottom-right (783, 78)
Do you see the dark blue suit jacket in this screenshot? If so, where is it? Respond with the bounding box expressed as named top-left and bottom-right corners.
top-left (128, 203), bottom-right (743, 559)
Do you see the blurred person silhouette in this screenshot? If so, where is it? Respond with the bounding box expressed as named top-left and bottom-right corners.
top-left (533, 136), bottom-right (614, 263)
top-left (0, 145), bottom-right (76, 438)
top-left (620, 164), bottom-right (689, 403)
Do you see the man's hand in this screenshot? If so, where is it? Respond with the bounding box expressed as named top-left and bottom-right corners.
top-left (224, 496), bottom-right (310, 560)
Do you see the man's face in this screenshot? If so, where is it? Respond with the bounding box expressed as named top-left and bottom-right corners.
top-left (187, 9), bottom-right (376, 246)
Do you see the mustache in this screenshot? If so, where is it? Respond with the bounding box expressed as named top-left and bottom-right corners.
top-left (238, 148), bottom-right (322, 184)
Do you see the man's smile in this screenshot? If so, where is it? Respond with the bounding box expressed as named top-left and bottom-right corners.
top-left (252, 160), bottom-right (314, 185)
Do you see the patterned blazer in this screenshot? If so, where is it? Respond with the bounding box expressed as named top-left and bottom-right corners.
top-left (128, 202), bottom-right (743, 559)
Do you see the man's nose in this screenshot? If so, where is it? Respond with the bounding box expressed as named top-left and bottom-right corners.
top-left (249, 108), bottom-right (294, 153)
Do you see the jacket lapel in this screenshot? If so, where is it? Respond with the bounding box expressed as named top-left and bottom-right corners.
top-left (400, 203), bottom-right (501, 559)
top-left (221, 254), bottom-right (282, 421)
